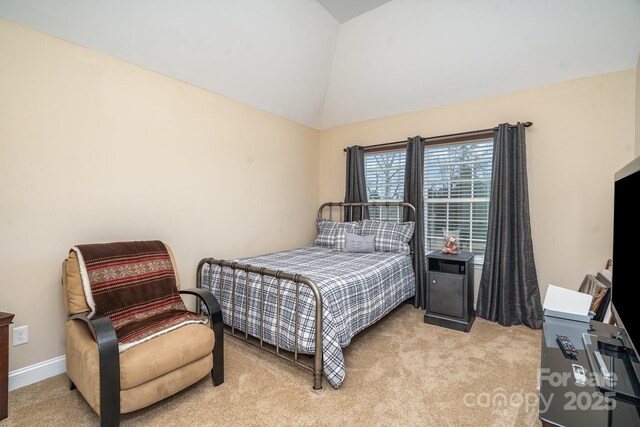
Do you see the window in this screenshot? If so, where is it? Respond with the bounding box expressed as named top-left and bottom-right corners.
top-left (424, 140), bottom-right (493, 260)
top-left (364, 139), bottom-right (493, 263)
top-left (364, 150), bottom-right (406, 221)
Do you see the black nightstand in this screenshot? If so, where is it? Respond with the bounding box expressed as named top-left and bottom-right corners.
top-left (424, 251), bottom-right (475, 332)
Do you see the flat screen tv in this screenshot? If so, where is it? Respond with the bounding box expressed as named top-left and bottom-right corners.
top-left (580, 159), bottom-right (640, 404)
top-left (612, 156), bottom-right (640, 362)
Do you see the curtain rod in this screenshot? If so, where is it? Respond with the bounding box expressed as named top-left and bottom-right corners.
top-left (342, 122), bottom-right (533, 152)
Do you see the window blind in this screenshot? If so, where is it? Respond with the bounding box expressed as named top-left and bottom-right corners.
top-left (424, 140), bottom-right (493, 257)
top-left (364, 150), bottom-right (406, 221)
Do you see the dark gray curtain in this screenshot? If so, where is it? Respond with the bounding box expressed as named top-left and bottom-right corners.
top-left (404, 136), bottom-right (427, 309)
top-left (344, 145), bottom-right (369, 221)
top-left (477, 123), bottom-right (543, 329)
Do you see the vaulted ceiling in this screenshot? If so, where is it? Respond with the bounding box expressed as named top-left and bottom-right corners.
top-left (1, 0), bottom-right (639, 129)
top-left (316, 0), bottom-right (392, 23)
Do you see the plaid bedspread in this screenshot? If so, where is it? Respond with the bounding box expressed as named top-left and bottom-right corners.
top-left (201, 246), bottom-right (415, 388)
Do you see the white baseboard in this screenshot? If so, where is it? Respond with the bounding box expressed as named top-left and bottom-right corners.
top-left (8, 355), bottom-right (67, 391)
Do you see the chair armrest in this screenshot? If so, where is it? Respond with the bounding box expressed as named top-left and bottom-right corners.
top-left (178, 288), bottom-right (223, 324)
top-left (69, 313), bottom-right (120, 425)
top-left (178, 288), bottom-right (224, 386)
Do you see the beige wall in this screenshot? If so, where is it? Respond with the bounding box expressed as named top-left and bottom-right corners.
top-left (0, 19), bottom-right (319, 371)
top-left (319, 69), bottom-right (636, 302)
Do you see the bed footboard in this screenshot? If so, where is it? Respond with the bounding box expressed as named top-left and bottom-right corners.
top-left (196, 258), bottom-right (324, 390)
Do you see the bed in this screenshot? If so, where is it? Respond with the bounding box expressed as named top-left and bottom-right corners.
top-left (196, 202), bottom-right (417, 389)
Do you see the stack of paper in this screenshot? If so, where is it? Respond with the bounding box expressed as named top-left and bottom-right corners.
top-left (543, 284), bottom-right (593, 323)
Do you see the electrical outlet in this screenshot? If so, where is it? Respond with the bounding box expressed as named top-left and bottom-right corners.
top-left (13, 325), bottom-right (28, 346)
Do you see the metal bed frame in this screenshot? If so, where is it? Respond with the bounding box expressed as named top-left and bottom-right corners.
top-left (196, 201), bottom-right (416, 390)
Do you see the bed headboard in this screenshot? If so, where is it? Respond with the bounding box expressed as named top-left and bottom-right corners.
top-left (317, 201), bottom-right (416, 223)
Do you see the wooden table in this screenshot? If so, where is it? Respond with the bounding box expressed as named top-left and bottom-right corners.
top-left (0, 312), bottom-right (14, 421)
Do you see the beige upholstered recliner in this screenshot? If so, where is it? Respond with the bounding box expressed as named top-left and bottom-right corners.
top-left (62, 242), bottom-right (223, 426)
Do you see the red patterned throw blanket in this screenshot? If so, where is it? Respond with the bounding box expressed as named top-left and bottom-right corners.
top-left (72, 240), bottom-right (207, 352)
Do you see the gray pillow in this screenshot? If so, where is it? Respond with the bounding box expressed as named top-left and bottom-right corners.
top-left (344, 232), bottom-right (375, 253)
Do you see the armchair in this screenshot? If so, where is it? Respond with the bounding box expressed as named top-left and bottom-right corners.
top-left (62, 241), bottom-right (223, 426)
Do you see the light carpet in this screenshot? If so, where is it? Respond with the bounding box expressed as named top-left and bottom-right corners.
top-left (2, 304), bottom-right (542, 426)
